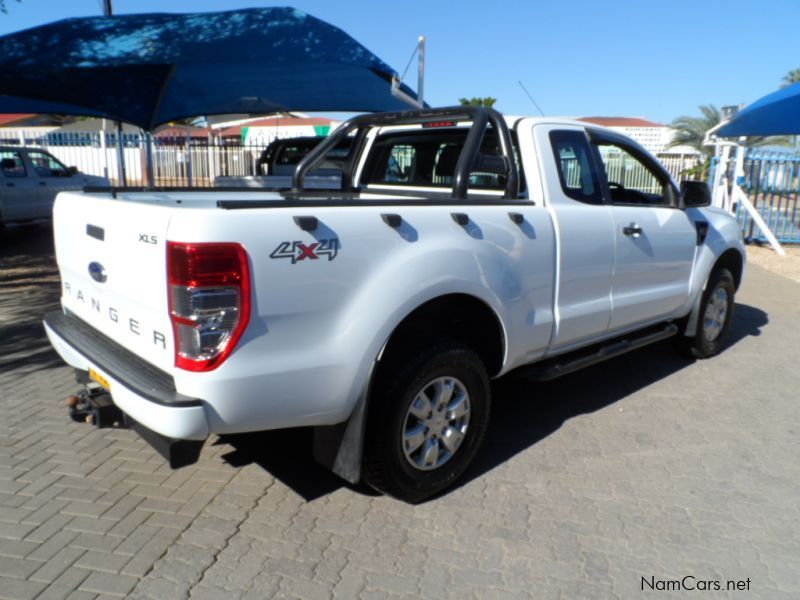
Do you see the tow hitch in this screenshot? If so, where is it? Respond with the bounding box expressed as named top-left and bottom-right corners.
top-left (66, 370), bottom-right (204, 469)
top-left (66, 385), bottom-right (127, 429)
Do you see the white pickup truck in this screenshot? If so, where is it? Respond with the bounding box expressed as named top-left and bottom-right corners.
top-left (44, 107), bottom-right (745, 502)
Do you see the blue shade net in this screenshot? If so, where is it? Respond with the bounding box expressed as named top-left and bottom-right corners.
top-left (0, 7), bottom-right (419, 130)
top-left (718, 82), bottom-right (800, 137)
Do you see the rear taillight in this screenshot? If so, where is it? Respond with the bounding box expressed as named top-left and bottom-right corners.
top-left (167, 242), bottom-right (251, 372)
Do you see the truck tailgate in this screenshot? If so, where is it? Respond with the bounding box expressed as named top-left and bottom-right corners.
top-left (53, 192), bottom-right (174, 372)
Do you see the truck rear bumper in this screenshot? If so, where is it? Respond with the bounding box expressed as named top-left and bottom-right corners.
top-left (43, 310), bottom-right (209, 442)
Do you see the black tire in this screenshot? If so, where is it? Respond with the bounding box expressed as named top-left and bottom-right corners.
top-left (363, 340), bottom-right (490, 503)
top-left (674, 268), bottom-right (735, 359)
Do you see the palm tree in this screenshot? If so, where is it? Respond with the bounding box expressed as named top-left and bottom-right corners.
top-left (670, 104), bottom-right (790, 154)
top-left (781, 68), bottom-right (800, 89)
top-left (667, 105), bottom-right (721, 158)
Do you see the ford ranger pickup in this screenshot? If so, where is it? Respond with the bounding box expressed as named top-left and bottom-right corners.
top-left (43, 106), bottom-right (745, 502)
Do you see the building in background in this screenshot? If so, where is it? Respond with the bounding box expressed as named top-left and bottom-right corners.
top-left (578, 116), bottom-right (699, 156)
top-left (211, 115), bottom-right (341, 145)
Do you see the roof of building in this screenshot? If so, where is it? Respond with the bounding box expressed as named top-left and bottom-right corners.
top-left (216, 117), bottom-right (337, 137)
top-left (578, 116), bottom-right (666, 128)
top-left (0, 113), bottom-right (65, 127)
top-left (0, 114), bottom-right (35, 126)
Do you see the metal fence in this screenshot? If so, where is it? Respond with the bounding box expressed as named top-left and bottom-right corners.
top-left (737, 150), bottom-right (800, 243)
top-left (0, 127), bottom-right (701, 190)
top-left (0, 128), bottom-right (267, 187)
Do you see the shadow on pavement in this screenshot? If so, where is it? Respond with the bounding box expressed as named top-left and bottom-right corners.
top-left (218, 304), bottom-right (767, 503)
top-left (455, 302), bottom-right (768, 494)
top-left (0, 223), bottom-right (63, 375)
top-left (217, 428), bottom-right (379, 501)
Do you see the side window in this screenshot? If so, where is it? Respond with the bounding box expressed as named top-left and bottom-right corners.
top-left (0, 150), bottom-right (27, 178)
top-left (385, 144), bottom-right (415, 182)
top-left (595, 143), bottom-right (669, 206)
top-left (548, 130), bottom-right (603, 205)
top-left (27, 150), bottom-right (70, 177)
top-left (364, 128), bottom-right (524, 193)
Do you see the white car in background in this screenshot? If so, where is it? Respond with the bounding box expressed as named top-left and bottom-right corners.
top-left (0, 146), bottom-right (109, 228)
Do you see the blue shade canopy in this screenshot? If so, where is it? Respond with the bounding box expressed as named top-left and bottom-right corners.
top-left (718, 82), bottom-right (800, 137)
top-left (0, 7), bottom-right (419, 130)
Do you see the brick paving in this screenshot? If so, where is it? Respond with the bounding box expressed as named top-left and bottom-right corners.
top-left (1, 223), bottom-right (799, 599)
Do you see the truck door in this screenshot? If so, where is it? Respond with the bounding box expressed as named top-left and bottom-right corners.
top-left (588, 131), bottom-right (696, 331)
top-left (0, 149), bottom-right (39, 222)
top-left (532, 125), bottom-right (614, 351)
top-left (27, 149), bottom-right (74, 219)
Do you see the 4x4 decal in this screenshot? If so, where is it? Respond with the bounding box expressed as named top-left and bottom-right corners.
top-left (269, 239), bottom-right (339, 264)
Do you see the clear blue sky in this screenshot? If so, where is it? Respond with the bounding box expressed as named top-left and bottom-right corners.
top-left (1, 0), bottom-right (797, 124)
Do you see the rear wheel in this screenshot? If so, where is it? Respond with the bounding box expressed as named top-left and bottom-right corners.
top-left (675, 268), bottom-right (735, 359)
top-left (363, 340), bottom-right (490, 503)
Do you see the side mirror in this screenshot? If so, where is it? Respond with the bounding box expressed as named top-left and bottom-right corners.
top-left (67, 166), bottom-right (79, 176)
top-left (681, 180), bottom-right (711, 208)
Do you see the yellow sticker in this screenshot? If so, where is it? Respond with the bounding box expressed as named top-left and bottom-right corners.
top-left (88, 367), bottom-right (111, 392)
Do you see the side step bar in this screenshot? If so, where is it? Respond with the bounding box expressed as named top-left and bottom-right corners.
top-left (518, 323), bottom-right (679, 382)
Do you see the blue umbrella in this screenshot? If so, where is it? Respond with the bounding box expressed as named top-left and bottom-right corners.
top-left (718, 81), bottom-right (800, 137)
top-left (0, 7), bottom-right (420, 130)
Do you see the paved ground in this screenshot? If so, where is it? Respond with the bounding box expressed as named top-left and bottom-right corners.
top-left (1, 223), bottom-right (798, 599)
top-left (747, 244), bottom-right (800, 284)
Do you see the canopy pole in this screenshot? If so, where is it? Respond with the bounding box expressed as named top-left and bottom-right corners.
top-left (185, 134), bottom-right (193, 187)
top-left (144, 131), bottom-right (154, 188)
top-left (100, 119), bottom-right (109, 180)
top-left (102, 0), bottom-right (127, 187)
top-left (116, 122), bottom-right (127, 186)
top-left (711, 144), bottom-right (730, 211)
top-left (391, 35), bottom-right (426, 109)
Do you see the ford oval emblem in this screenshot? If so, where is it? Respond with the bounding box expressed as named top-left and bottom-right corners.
top-left (88, 261), bottom-right (107, 283)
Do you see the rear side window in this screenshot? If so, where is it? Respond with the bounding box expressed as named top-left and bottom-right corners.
top-left (0, 150), bottom-right (27, 178)
top-left (364, 128), bottom-right (525, 193)
top-left (384, 144), bottom-right (416, 182)
top-left (549, 130), bottom-right (603, 205)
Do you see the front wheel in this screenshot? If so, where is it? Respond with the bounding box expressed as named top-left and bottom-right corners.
top-left (363, 340), bottom-right (490, 503)
top-left (675, 267), bottom-right (736, 359)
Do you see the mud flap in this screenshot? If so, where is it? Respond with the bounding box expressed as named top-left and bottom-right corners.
top-left (312, 392), bottom-right (368, 485)
top-left (683, 284), bottom-right (707, 337)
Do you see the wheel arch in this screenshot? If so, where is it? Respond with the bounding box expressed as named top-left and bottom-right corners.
top-left (312, 292), bottom-right (506, 487)
top-left (376, 293), bottom-right (506, 378)
top-left (714, 247), bottom-right (744, 291)
top-left (683, 246), bottom-right (745, 337)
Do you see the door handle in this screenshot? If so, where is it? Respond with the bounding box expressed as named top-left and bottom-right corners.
top-left (623, 223), bottom-right (643, 237)
top-left (5, 182), bottom-right (13, 187)
top-left (39, 181), bottom-right (47, 186)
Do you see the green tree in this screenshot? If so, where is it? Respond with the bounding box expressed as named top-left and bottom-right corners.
top-left (669, 104), bottom-right (791, 179)
top-left (667, 104), bottom-right (721, 158)
top-left (458, 97), bottom-right (497, 108)
top-left (781, 68), bottom-right (800, 88)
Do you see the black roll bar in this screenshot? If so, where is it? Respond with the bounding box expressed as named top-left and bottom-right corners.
top-left (291, 106), bottom-right (520, 200)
